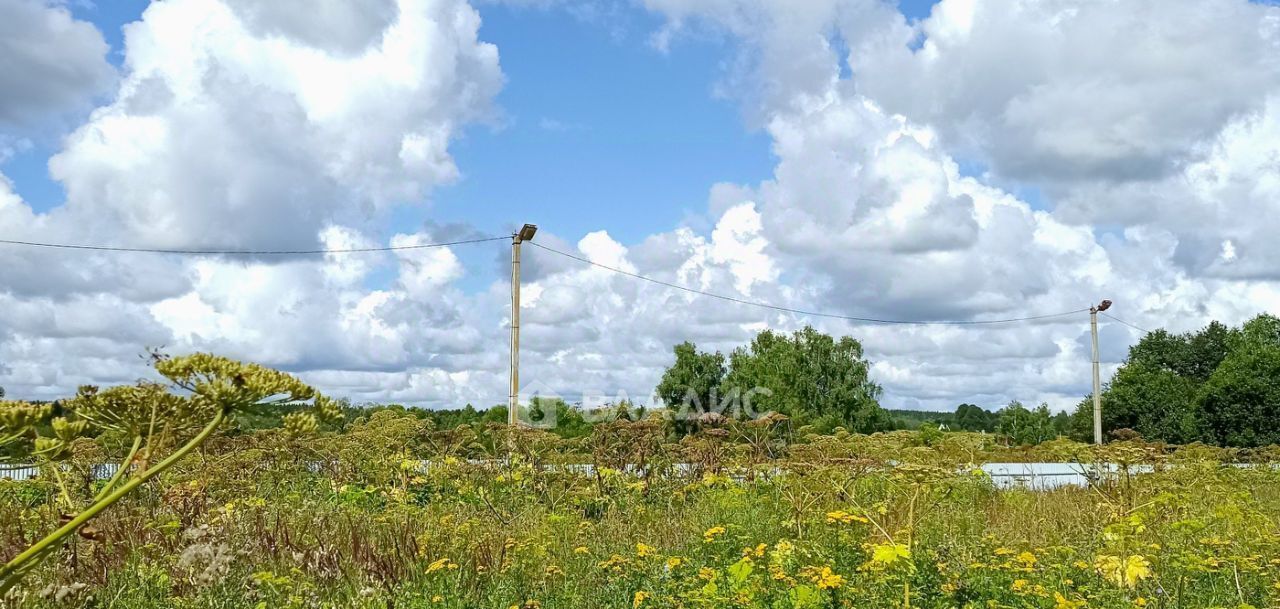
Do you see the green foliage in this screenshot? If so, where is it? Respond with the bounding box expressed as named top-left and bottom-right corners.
top-left (995, 401), bottom-right (1060, 446)
top-left (0, 353), bottom-right (337, 595)
top-left (953, 403), bottom-right (999, 432)
top-left (2, 424), bottom-right (1278, 609)
top-left (1077, 314), bottom-right (1280, 447)
top-left (720, 327), bottom-right (891, 433)
top-left (1197, 334), bottom-right (1280, 447)
top-left (655, 342), bottom-right (726, 417)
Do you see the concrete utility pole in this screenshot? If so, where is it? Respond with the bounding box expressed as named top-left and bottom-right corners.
top-left (1090, 299), bottom-right (1113, 445)
top-left (509, 224), bottom-right (538, 426)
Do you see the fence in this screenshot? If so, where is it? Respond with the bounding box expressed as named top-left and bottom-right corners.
top-left (1, 462), bottom-right (1159, 491)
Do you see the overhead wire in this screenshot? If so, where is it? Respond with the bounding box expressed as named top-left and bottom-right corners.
top-left (0, 231), bottom-right (1122, 329)
top-left (527, 241), bottom-right (1091, 327)
top-left (1101, 312), bottom-right (1152, 334)
top-left (0, 235), bottom-right (509, 255)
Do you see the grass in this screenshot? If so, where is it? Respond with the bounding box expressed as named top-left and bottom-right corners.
top-left (3, 415), bottom-right (1280, 608)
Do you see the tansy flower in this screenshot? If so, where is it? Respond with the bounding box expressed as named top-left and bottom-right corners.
top-left (1053, 592), bottom-right (1085, 609)
top-left (574, 546), bottom-right (590, 554)
top-left (633, 591), bottom-right (651, 608)
top-left (636, 543), bottom-right (656, 558)
top-left (808, 566), bottom-right (845, 590)
top-left (665, 557), bottom-right (684, 570)
top-left (1011, 579), bottom-right (1031, 593)
top-left (704, 526), bottom-right (726, 543)
top-left (825, 510), bottom-right (869, 525)
top-left (426, 558), bottom-right (457, 573)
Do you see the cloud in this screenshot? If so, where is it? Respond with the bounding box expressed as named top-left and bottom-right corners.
top-left (5, 0), bottom-right (1280, 416)
top-left (637, 0), bottom-right (1280, 411)
top-left (851, 0), bottom-right (1280, 185)
top-left (48, 0), bottom-right (502, 250)
top-left (0, 0), bottom-right (115, 129)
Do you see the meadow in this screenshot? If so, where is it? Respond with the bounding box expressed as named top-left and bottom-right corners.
top-left (5, 410), bottom-right (1280, 609)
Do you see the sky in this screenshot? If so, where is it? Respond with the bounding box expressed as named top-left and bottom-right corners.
top-left (1, 0), bottom-right (1278, 412)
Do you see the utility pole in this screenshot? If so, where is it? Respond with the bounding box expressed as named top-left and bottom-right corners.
top-left (509, 224), bottom-right (538, 426)
top-left (1090, 299), bottom-right (1112, 445)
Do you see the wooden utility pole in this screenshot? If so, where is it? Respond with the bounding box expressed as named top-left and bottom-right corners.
top-left (509, 224), bottom-right (538, 426)
top-left (1090, 299), bottom-right (1112, 445)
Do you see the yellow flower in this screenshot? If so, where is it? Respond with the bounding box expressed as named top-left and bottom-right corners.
top-left (825, 510), bottom-right (869, 525)
top-left (426, 557), bottom-right (455, 574)
top-left (574, 546), bottom-right (590, 554)
top-left (704, 526), bottom-right (726, 543)
top-left (1053, 592), bottom-right (1086, 609)
top-left (772, 540), bottom-right (795, 559)
top-left (698, 567), bottom-right (717, 581)
top-left (1134, 598), bottom-right (1148, 607)
top-left (636, 543), bottom-right (657, 558)
top-left (545, 565), bottom-right (564, 577)
top-left (994, 547), bottom-right (1016, 556)
top-left (1016, 552), bottom-right (1038, 569)
top-left (431, 596), bottom-right (443, 603)
top-left (743, 543), bottom-right (767, 558)
top-left (666, 557), bottom-right (684, 570)
top-left (633, 591), bottom-right (651, 608)
top-left (1095, 554), bottom-right (1152, 588)
top-left (598, 554), bottom-right (631, 573)
top-left (1011, 579), bottom-right (1031, 594)
top-left (807, 566), bottom-right (845, 590)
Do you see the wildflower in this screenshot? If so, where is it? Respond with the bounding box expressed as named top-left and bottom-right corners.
top-left (665, 557), bottom-right (684, 570)
top-left (698, 567), bottom-right (717, 581)
top-left (1011, 579), bottom-right (1031, 594)
top-left (544, 565), bottom-right (564, 577)
top-left (598, 554), bottom-right (631, 574)
top-left (426, 557), bottom-right (456, 574)
top-left (768, 563), bottom-right (790, 582)
top-left (432, 595), bottom-right (443, 603)
top-left (704, 526), bottom-right (726, 543)
top-left (574, 546), bottom-right (590, 554)
top-left (806, 566), bottom-right (845, 590)
top-left (771, 540), bottom-right (795, 561)
top-left (825, 510), bottom-right (869, 525)
top-left (633, 591), bottom-right (651, 608)
top-left (1053, 592), bottom-right (1086, 609)
top-left (994, 547), bottom-right (1016, 556)
top-left (743, 543), bottom-right (767, 558)
top-left (636, 543), bottom-right (656, 558)
top-left (1015, 552), bottom-right (1037, 569)
top-left (1095, 554), bottom-right (1152, 588)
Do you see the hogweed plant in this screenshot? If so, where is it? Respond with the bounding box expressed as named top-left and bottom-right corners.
top-left (0, 353), bottom-right (340, 595)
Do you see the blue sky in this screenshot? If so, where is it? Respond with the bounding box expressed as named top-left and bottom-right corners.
top-left (4, 0), bottom-right (941, 240)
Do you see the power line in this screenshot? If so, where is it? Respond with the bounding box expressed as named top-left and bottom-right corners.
top-left (0, 235), bottom-right (509, 255)
top-left (528, 241), bottom-right (1090, 327)
top-left (1101, 312), bottom-right (1152, 334)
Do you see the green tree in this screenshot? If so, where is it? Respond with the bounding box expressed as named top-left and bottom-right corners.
top-left (996, 401), bottom-right (1057, 446)
top-left (655, 341), bottom-right (726, 417)
top-left (1075, 319), bottom-right (1243, 444)
top-left (1195, 315), bottom-right (1280, 447)
top-left (954, 403), bottom-right (997, 432)
top-left (721, 327), bottom-right (890, 433)
top-left (1099, 365), bottom-right (1199, 442)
